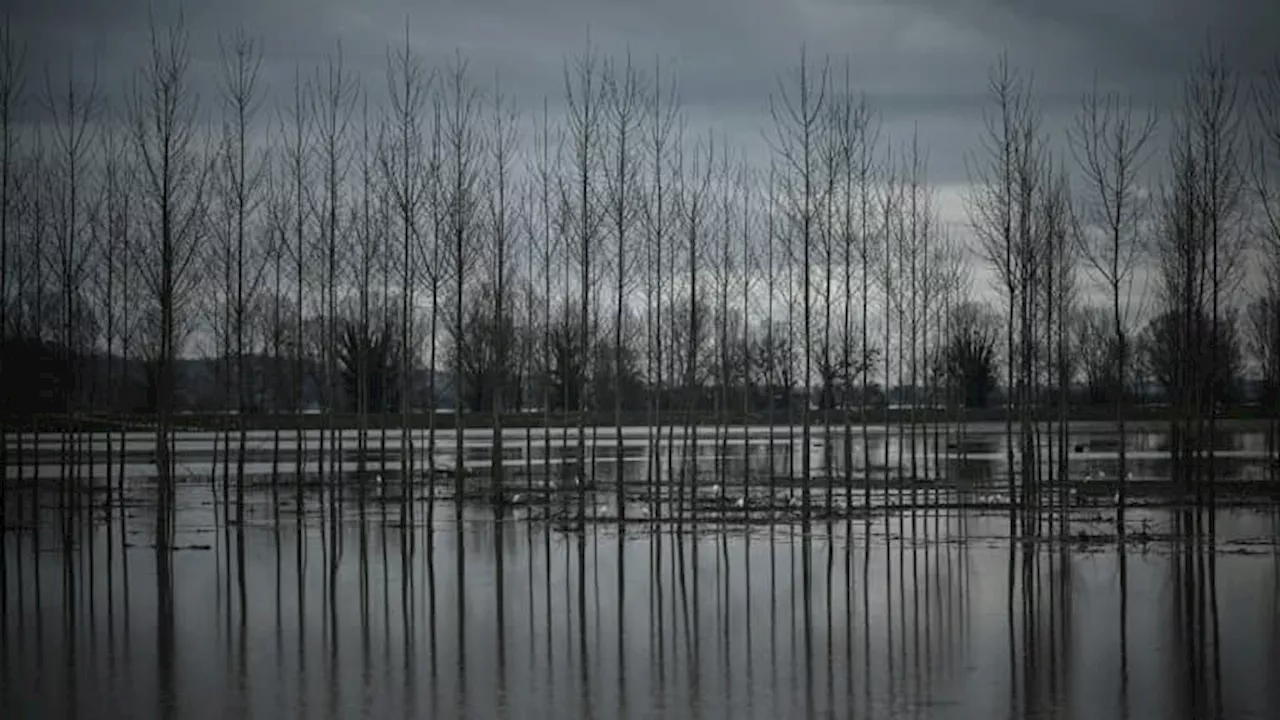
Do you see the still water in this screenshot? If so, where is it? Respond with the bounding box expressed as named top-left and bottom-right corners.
top-left (3, 425), bottom-right (1279, 719)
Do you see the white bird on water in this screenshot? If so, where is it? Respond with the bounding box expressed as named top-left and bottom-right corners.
top-left (733, 496), bottom-right (746, 509)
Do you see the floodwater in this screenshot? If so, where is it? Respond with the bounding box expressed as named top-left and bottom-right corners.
top-left (3, 423), bottom-right (1279, 719)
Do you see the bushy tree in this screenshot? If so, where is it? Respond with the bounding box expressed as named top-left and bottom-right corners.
top-left (1074, 305), bottom-right (1124, 404)
top-left (1141, 308), bottom-right (1242, 405)
top-left (337, 317), bottom-right (399, 413)
top-left (449, 281), bottom-right (520, 412)
top-left (1246, 292), bottom-right (1280, 406)
top-left (939, 301), bottom-right (1000, 409)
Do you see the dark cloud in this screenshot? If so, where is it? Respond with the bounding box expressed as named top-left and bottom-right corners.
top-left (7, 0), bottom-right (1277, 185)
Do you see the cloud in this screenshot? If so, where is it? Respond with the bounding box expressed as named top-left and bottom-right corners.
top-left (11, 1), bottom-right (1272, 161)
top-left (8, 0), bottom-right (1277, 310)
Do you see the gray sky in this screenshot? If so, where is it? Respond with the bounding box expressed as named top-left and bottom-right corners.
top-left (10, 0), bottom-right (1280, 308)
top-left (14, 0), bottom-right (1277, 165)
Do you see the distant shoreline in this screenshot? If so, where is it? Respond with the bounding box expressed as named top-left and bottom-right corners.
top-left (6, 405), bottom-right (1277, 432)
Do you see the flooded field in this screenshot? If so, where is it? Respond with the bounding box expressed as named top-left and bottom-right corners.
top-left (3, 423), bottom-right (1279, 719)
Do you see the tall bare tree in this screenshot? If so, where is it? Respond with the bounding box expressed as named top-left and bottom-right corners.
top-left (44, 47), bottom-right (100, 532)
top-left (1156, 44), bottom-right (1247, 515)
top-left (1253, 56), bottom-right (1280, 474)
top-left (487, 75), bottom-right (518, 505)
top-left (0, 16), bottom-right (22, 625)
top-left (131, 11), bottom-right (208, 549)
top-left (0, 16), bottom-right (23, 555)
top-left (563, 41), bottom-right (607, 527)
top-left (966, 55), bottom-right (1040, 529)
top-left (604, 52), bottom-right (642, 521)
top-left (93, 118), bottom-right (131, 517)
top-left (310, 44), bottom-right (357, 489)
top-left (641, 59), bottom-right (677, 522)
top-left (1068, 78), bottom-right (1156, 525)
top-left (848, 95), bottom-right (879, 508)
top-left (440, 51), bottom-right (483, 655)
top-left (528, 97), bottom-right (562, 506)
top-left (277, 65), bottom-right (311, 494)
top-left (770, 49), bottom-right (828, 524)
top-left (214, 28), bottom-right (266, 521)
top-left (382, 29), bottom-right (429, 513)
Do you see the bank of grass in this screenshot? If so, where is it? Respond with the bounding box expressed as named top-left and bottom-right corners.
top-left (7, 403), bottom-right (1277, 432)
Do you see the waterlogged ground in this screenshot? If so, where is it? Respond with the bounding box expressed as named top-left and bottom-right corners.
top-left (3, 424), bottom-right (1279, 719)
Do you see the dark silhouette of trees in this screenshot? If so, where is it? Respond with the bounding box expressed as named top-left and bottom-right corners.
top-left (939, 302), bottom-right (1000, 409)
top-left (450, 281), bottom-right (519, 413)
top-left (337, 316), bottom-right (399, 413)
top-left (1246, 295), bottom-right (1279, 409)
top-left (131, 11), bottom-right (207, 549)
top-left (1074, 305), bottom-right (1125, 405)
top-left (1068, 77), bottom-right (1157, 508)
top-left (1141, 308), bottom-right (1242, 406)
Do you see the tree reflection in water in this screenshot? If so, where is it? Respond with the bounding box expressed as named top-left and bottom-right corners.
top-left (1, 428), bottom-right (1278, 719)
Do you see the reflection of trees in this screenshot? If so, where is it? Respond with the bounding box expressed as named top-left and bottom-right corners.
top-left (1168, 508), bottom-right (1226, 720)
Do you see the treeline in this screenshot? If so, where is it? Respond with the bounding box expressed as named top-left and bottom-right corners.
top-left (1, 18), bottom-right (1279, 507)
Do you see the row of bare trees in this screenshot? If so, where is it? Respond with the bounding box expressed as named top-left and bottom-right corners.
top-left (3, 17), bottom-right (1279, 535)
top-left (962, 44), bottom-right (1280, 536)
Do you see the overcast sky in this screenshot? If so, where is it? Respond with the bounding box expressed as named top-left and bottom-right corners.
top-left (9, 0), bottom-right (1280, 304)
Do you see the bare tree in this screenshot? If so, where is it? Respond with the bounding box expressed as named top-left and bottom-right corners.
top-left (604, 52), bottom-right (642, 521)
top-left (1246, 293), bottom-right (1280, 475)
top-left (93, 118), bottom-right (132, 515)
top-left (848, 94), bottom-right (879, 508)
top-left (737, 161), bottom-right (756, 521)
top-left (1155, 44), bottom-right (1247, 515)
top-left (562, 41), bottom-right (607, 527)
top-left (264, 161), bottom-right (289, 482)
top-left (352, 92), bottom-right (381, 488)
top-left (1068, 77), bottom-right (1156, 524)
top-left (641, 59), bottom-right (677, 521)
top-left (1038, 159), bottom-right (1075, 534)
top-left (487, 75), bottom-right (519, 505)
top-left (880, 150), bottom-right (900, 507)
top-left (966, 54), bottom-right (1041, 529)
top-left (1252, 56), bottom-right (1280, 474)
top-left (760, 164), bottom-right (777, 512)
top-left (310, 44), bottom-right (357, 488)
top-left (769, 48), bottom-right (828, 523)
top-left (382, 29), bottom-right (429, 512)
top-left (277, 65), bottom-right (311, 493)
top-left (44, 46), bottom-right (100, 529)
top-left (131, 11), bottom-right (208, 549)
top-left (440, 52), bottom-right (484, 651)
top-left (527, 97), bottom-right (562, 508)
top-left (214, 27), bottom-right (266, 520)
top-left (0, 17), bottom-right (24, 577)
